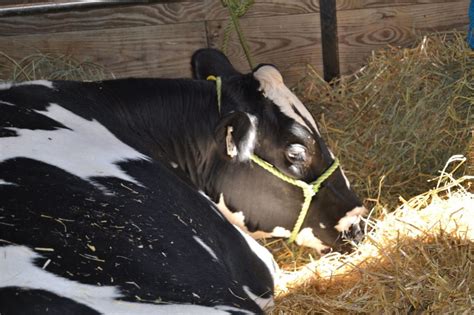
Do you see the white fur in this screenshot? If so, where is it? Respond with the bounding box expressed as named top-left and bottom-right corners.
top-left (0, 100), bottom-right (15, 106)
top-left (340, 168), bottom-right (351, 188)
top-left (0, 103), bottom-right (148, 189)
top-left (0, 179), bottom-right (17, 186)
top-left (198, 191), bottom-right (225, 219)
top-left (295, 227), bottom-right (330, 254)
top-left (335, 206), bottom-right (367, 232)
top-left (253, 66), bottom-right (319, 135)
top-left (242, 285), bottom-right (274, 311)
top-left (0, 245), bottom-right (252, 315)
top-left (237, 114), bottom-right (258, 161)
top-left (0, 80), bottom-right (54, 90)
top-left (193, 236), bottom-right (219, 261)
top-left (233, 225), bottom-right (279, 281)
top-left (216, 194), bottom-right (291, 239)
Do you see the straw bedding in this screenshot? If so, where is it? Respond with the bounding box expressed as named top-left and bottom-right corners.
top-left (269, 32), bottom-right (473, 314)
top-left (1, 31), bottom-right (473, 314)
top-left (271, 161), bottom-right (473, 313)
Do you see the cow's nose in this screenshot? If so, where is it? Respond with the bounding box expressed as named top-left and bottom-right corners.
top-left (349, 222), bottom-right (364, 244)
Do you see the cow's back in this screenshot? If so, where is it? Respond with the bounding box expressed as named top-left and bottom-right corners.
top-left (0, 81), bottom-right (274, 314)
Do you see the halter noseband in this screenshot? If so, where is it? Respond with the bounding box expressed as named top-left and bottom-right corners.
top-left (207, 75), bottom-right (340, 243)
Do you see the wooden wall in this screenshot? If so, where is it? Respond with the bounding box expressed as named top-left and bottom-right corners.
top-left (335, 0), bottom-right (470, 74)
top-left (0, 0), bottom-right (470, 85)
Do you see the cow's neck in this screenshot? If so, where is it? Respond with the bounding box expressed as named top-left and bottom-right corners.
top-left (105, 79), bottom-right (223, 191)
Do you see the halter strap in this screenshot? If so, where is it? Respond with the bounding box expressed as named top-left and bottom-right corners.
top-left (206, 75), bottom-right (222, 114)
top-left (250, 155), bottom-right (339, 243)
top-left (207, 75), bottom-right (340, 243)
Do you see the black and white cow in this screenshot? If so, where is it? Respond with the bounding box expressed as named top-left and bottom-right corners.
top-left (0, 49), bottom-right (364, 313)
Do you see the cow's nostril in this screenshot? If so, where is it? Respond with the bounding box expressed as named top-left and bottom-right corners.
top-left (350, 223), bottom-right (364, 243)
top-left (320, 247), bottom-right (332, 255)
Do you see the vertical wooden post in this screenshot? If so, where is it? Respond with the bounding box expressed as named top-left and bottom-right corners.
top-left (319, 0), bottom-right (339, 81)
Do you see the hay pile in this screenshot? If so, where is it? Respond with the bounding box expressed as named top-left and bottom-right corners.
top-left (269, 32), bottom-right (473, 314)
top-left (299, 32), bottom-right (473, 211)
top-left (272, 160), bottom-right (473, 313)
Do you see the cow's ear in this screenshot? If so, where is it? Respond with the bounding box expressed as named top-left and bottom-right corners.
top-left (214, 112), bottom-right (257, 161)
top-left (192, 48), bottom-right (241, 80)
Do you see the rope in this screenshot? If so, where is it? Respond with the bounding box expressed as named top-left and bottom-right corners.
top-left (220, 0), bottom-right (255, 69)
top-left (206, 75), bottom-right (222, 114)
top-left (250, 155), bottom-right (340, 243)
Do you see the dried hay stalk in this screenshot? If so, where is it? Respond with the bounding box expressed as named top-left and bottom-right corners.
top-left (271, 157), bottom-right (473, 314)
top-left (0, 52), bottom-right (111, 81)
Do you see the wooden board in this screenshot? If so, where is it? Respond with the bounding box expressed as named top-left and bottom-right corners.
top-left (204, 0), bottom-right (320, 20)
top-left (0, 1), bottom-right (204, 36)
top-left (0, 21), bottom-right (207, 78)
top-left (206, 13), bottom-right (323, 86)
top-left (335, 0), bottom-right (465, 10)
top-left (337, 0), bottom-right (470, 74)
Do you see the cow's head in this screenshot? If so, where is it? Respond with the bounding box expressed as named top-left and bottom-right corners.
top-left (192, 49), bottom-right (366, 254)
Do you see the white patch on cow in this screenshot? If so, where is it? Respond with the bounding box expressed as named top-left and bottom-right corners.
top-left (0, 80), bottom-right (54, 90)
top-left (198, 190), bottom-right (209, 199)
top-left (215, 194), bottom-right (261, 238)
top-left (319, 222), bottom-right (327, 229)
top-left (0, 179), bottom-right (17, 186)
top-left (236, 114), bottom-right (258, 161)
top-left (197, 191), bottom-right (224, 220)
top-left (0, 100), bottom-right (15, 106)
top-left (253, 66), bottom-right (319, 135)
top-left (233, 225), bottom-right (279, 280)
top-left (335, 206), bottom-right (367, 232)
top-left (216, 193), bottom-right (247, 228)
top-left (328, 149), bottom-right (336, 159)
top-left (0, 103), bottom-right (148, 189)
top-left (340, 168), bottom-right (351, 188)
top-left (193, 236), bottom-right (218, 261)
top-left (295, 227), bottom-right (330, 254)
top-left (216, 194), bottom-right (290, 239)
top-left (269, 226), bottom-right (291, 238)
top-left (0, 245), bottom-right (253, 314)
top-left (170, 161), bottom-right (178, 168)
top-left (242, 285), bottom-right (274, 311)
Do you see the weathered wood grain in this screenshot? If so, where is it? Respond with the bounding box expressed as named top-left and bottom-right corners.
top-left (206, 13), bottom-right (323, 86)
top-left (337, 1), bottom-right (470, 74)
top-left (0, 22), bottom-right (207, 78)
top-left (204, 0), bottom-right (320, 20)
top-left (0, 1), bottom-right (204, 36)
top-left (335, 0), bottom-right (466, 10)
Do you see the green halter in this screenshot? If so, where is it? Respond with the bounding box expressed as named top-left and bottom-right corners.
top-left (207, 75), bottom-right (340, 243)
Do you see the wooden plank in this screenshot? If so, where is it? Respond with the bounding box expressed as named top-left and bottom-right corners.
top-left (319, 0), bottom-right (339, 81)
top-left (204, 0), bottom-right (320, 20)
top-left (337, 1), bottom-right (470, 74)
top-left (0, 21), bottom-right (207, 78)
top-left (206, 13), bottom-right (323, 86)
top-left (335, 0), bottom-right (465, 10)
top-left (0, 1), bottom-right (204, 36)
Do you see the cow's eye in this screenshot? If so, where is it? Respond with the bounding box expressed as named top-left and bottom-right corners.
top-left (285, 144), bottom-right (308, 164)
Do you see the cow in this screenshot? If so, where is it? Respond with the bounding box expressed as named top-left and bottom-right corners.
top-left (0, 48), bottom-right (365, 311)
top-left (2, 49), bottom-right (365, 253)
